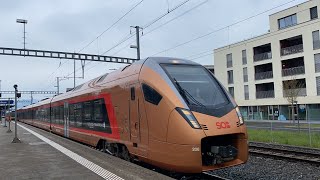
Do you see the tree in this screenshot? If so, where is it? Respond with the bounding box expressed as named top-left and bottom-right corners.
top-left (282, 77), bottom-right (306, 123)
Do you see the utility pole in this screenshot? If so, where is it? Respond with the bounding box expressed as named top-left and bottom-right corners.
top-left (30, 91), bottom-right (33, 104)
top-left (55, 77), bottom-right (60, 94)
top-left (6, 98), bottom-right (11, 133)
top-left (74, 58), bottom-right (76, 88)
top-left (130, 26), bottom-right (142, 60)
top-left (16, 19), bottom-right (28, 55)
top-left (12, 85), bottom-right (21, 143)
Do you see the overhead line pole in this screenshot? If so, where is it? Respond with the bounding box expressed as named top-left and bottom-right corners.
top-left (130, 26), bottom-right (143, 60)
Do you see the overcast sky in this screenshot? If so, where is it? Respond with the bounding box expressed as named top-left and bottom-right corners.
top-left (0, 0), bottom-right (306, 101)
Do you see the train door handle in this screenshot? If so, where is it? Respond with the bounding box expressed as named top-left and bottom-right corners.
top-left (134, 122), bottom-right (138, 130)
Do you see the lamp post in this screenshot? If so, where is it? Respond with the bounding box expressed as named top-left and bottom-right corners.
top-left (16, 19), bottom-right (28, 55)
top-left (12, 84), bottom-right (21, 143)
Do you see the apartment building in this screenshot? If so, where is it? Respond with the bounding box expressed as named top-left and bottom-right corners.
top-left (214, 0), bottom-right (320, 121)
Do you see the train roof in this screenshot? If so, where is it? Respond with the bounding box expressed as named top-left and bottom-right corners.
top-left (19, 57), bottom-right (201, 110)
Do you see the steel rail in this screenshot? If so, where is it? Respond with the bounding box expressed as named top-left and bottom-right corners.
top-left (249, 144), bottom-right (320, 165)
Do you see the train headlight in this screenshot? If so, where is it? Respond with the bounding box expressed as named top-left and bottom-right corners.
top-left (176, 108), bottom-right (201, 129)
top-left (236, 107), bottom-right (244, 125)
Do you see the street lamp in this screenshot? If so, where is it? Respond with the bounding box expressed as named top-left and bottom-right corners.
top-left (12, 84), bottom-right (21, 143)
top-left (16, 19), bottom-right (28, 53)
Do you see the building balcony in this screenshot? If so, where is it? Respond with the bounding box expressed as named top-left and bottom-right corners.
top-left (253, 52), bottom-right (272, 62)
top-left (283, 88), bottom-right (307, 97)
top-left (255, 71), bottom-right (273, 80)
top-left (256, 90), bottom-right (275, 99)
top-left (280, 44), bottom-right (303, 56)
top-left (282, 66), bottom-right (305, 76)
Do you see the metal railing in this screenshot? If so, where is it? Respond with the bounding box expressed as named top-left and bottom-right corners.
top-left (255, 71), bottom-right (273, 80)
top-left (283, 88), bottom-right (307, 97)
top-left (256, 90), bottom-right (275, 99)
top-left (280, 44), bottom-right (303, 56)
top-left (282, 66), bottom-right (305, 76)
top-left (313, 40), bottom-right (320, 50)
top-left (254, 52), bottom-right (272, 62)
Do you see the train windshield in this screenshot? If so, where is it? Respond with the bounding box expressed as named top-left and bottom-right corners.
top-left (162, 64), bottom-right (229, 110)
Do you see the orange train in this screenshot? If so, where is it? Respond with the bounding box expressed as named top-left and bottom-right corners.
top-left (17, 57), bottom-right (248, 173)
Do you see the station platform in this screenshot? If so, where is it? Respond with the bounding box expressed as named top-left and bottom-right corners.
top-left (0, 120), bottom-right (172, 180)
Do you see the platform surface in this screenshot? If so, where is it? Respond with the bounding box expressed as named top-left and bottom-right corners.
top-left (0, 121), bottom-right (172, 180)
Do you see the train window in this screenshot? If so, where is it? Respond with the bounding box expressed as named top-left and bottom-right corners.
top-left (69, 104), bottom-right (75, 122)
top-left (74, 103), bottom-right (83, 124)
top-left (84, 101), bottom-right (93, 121)
top-left (142, 84), bottom-right (162, 105)
top-left (93, 100), bottom-right (103, 122)
top-left (131, 87), bottom-right (135, 100)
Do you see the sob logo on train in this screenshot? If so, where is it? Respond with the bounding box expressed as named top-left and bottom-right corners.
top-left (216, 122), bottom-right (231, 129)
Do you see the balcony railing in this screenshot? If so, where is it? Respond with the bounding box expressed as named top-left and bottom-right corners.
top-left (255, 71), bottom-right (273, 80)
top-left (313, 40), bottom-right (320, 50)
top-left (227, 61), bottom-right (232, 68)
top-left (280, 44), bottom-right (303, 56)
top-left (254, 52), bottom-right (272, 62)
top-left (282, 66), bottom-right (305, 76)
top-left (256, 90), bottom-right (275, 99)
top-left (242, 57), bottom-right (247, 65)
top-left (245, 93), bottom-right (249, 100)
top-left (283, 88), bottom-right (307, 97)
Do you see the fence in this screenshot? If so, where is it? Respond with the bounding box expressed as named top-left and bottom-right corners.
top-left (246, 120), bottom-right (320, 148)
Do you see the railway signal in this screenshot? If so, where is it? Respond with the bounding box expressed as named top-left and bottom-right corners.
top-left (12, 84), bottom-right (21, 143)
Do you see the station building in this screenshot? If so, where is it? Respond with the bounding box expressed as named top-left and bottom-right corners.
top-left (214, 0), bottom-right (320, 121)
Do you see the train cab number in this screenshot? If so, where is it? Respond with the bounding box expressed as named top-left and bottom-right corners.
top-left (216, 122), bottom-right (231, 129)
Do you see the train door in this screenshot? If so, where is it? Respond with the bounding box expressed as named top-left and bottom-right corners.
top-left (64, 102), bottom-right (69, 138)
top-left (130, 86), bottom-right (140, 145)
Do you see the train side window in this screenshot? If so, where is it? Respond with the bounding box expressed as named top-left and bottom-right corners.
top-left (69, 104), bottom-right (75, 122)
top-left (142, 83), bottom-right (162, 105)
top-left (131, 87), bottom-right (135, 100)
top-left (84, 101), bottom-right (93, 121)
top-left (93, 99), bottom-right (103, 122)
top-left (74, 103), bottom-right (83, 123)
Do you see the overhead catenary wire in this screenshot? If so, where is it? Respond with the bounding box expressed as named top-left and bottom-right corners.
top-left (65, 0), bottom-right (193, 79)
top-left (42, 0), bottom-right (144, 90)
top-left (112, 0), bottom-right (209, 56)
top-left (149, 0), bottom-right (298, 57)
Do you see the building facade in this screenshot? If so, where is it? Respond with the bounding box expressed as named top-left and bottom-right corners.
top-left (214, 0), bottom-right (320, 121)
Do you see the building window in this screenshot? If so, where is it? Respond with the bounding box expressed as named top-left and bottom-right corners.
top-left (242, 50), bottom-right (247, 65)
top-left (315, 53), bottom-right (320, 73)
top-left (313, 30), bottom-right (320, 50)
top-left (317, 77), bottom-right (320, 95)
top-left (244, 85), bottom-right (249, 100)
top-left (226, 53), bottom-right (232, 68)
top-left (310, 6), bottom-right (318, 20)
top-left (243, 67), bottom-right (248, 82)
top-left (228, 87), bottom-right (234, 98)
top-left (278, 14), bottom-right (297, 29)
top-left (227, 70), bottom-right (233, 84)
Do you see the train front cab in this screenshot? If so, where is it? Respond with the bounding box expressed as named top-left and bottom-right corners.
top-left (139, 58), bottom-right (248, 173)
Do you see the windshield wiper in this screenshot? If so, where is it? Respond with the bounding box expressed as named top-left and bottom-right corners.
top-left (173, 78), bottom-right (190, 105)
top-left (173, 78), bottom-right (205, 108)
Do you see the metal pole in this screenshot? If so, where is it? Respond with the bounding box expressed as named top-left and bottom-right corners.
top-left (56, 77), bottom-right (59, 94)
top-left (135, 26), bottom-right (140, 60)
top-left (74, 58), bottom-right (76, 88)
top-left (30, 91), bottom-right (33, 105)
top-left (3, 98), bottom-right (7, 127)
top-left (6, 98), bottom-right (11, 133)
top-left (308, 122), bottom-right (312, 147)
top-left (23, 23), bottom-right (26, 51)
top-left (12, 84), bottom-right (21, 143)
top-left (271, 121), bottom-right (274, 143)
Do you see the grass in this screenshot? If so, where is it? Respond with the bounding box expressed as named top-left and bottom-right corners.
top-left (248, 129), bottom-right (320, 149)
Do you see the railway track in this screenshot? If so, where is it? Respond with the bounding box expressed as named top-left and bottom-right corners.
top-left (249, 144), bottom-right (320, 165)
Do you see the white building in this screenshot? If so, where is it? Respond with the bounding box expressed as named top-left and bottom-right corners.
top-left (214, 0), bottom-right (320, 121)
